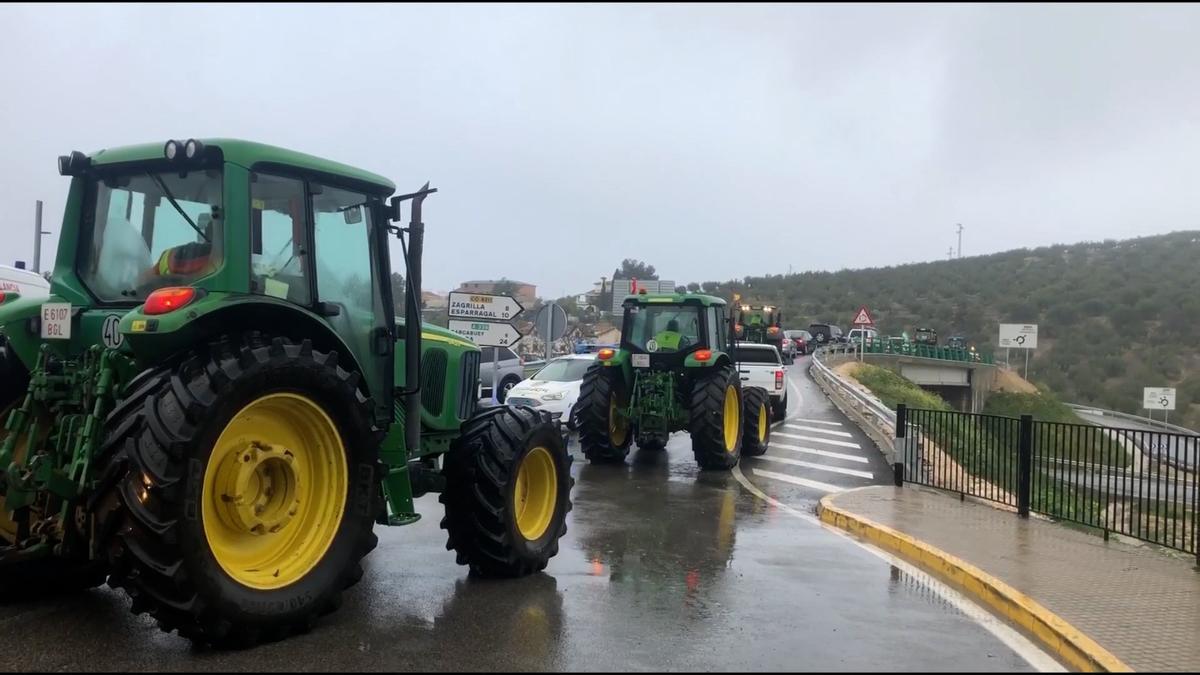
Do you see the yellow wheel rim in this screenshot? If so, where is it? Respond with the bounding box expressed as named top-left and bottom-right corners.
top-left (723, 386), bottom-right (739, 452)
top-left (202, 393), bottom-right (347, 591)
top-left (609, 392), bottom-right (628, 446)
top-left (758, 404), bottom-right (767, 443)
top-left (514, 446), bottom-right (558, 541)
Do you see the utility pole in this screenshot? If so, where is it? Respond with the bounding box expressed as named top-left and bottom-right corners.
top-left (956, 223), bottom-right (964, 259)
top-left (947, 246), bottom-right (954, 260)
top-left (33, 200), bottom-right (50, 273)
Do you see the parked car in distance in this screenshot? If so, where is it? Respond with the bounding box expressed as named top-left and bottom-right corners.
top-left (784, 329), bottom-right (812, 355)
top-left (807, 323), bottom-right (844, 347)
top-left (479, 345), bottom-right (526, 402)
top-left (780, 336), bottom-right (797, 363)
top-left (507, 354), bottom-right (597, 428)
top-left (846, 327), bottom-right (879, 347)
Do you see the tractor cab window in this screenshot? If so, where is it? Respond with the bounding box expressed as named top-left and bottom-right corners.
top-left (623, 304), bottom-right (702, 354)
top-left (250, 173), bottom-right (311, 304)
top-left (311, 185), bottom-right (376, 316)
top-left (80, 169), bottom-right (223, 301)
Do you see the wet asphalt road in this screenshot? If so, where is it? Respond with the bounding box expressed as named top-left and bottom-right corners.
top-left (0, 357), bottom-right (1058, 672)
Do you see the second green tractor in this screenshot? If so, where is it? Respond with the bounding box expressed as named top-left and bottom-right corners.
top-left (576, 292), bottom-right (771, 469)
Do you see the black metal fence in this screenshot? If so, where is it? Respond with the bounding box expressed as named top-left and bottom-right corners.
top-left (896, 404), bottom-right (1200, 558)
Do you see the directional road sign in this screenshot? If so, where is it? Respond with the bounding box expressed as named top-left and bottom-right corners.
top-left (448, 292), bottom-right (524, 321)
top-left (1143, 387), bottom-right (1176, 411)
top-left (449, 319), bottom-right (522, 348)
top-left (998, 323), bottom-right (1038, 349)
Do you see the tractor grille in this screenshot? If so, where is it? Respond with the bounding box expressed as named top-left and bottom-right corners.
top-left (458, 350), bottom-right (480, 419)
top-left (421, 348), bottom-right (448, 417)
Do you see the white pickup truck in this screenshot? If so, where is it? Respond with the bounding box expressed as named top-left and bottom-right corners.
top-left (733, 343), bottom-right (788, 420)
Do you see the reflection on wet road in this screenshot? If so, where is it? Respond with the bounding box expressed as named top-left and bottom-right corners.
top-left (0, 357), bottom-right (1060, 671)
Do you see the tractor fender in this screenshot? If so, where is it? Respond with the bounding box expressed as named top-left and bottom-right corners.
top-left (118, 292), bottom-right (366, 390)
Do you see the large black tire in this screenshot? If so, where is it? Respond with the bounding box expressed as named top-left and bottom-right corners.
top-left (100, 335), bottom-right (380, 648)
top-left (577, 365), bottom-right (632, 464)
top-left (741, 387), bottom-right (771, 457)
top-left (636, 428), bottom-right (669, 452)
top-left (440, 406), bottom-right (573, 577)
top-left (688, 365), bottom-right (742, 470)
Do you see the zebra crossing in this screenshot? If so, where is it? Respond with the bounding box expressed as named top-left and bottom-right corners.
top-left (748, 419), bottom-right (884, 494)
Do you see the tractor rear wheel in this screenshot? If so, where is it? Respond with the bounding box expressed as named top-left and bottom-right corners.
top-left (440, 406), bottom-right (573, 577)
top-left (741, 387), bottom-right (771, 457)
top-left (689, 365), bottom-right (743, 470)
top-left (577, 365), bottom-right (632, 464)
top-left (101, 335), bottom-right (379, 647)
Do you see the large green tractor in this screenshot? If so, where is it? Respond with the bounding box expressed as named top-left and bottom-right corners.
top-left (734, 304), bottom-right (785, 360)
top-left (0, 139), bottom-right (573, 646)
top-left (576, 292), bottom-right (771, 469)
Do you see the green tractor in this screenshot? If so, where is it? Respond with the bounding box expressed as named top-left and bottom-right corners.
top-left (734, 304), bottom-right (786, 361)
top-left (0, 139), bottom-right (573, 646)
top-left (914, 326), bottom-right (938, 347)
top-left (575, 292), bottom-right (772, 469)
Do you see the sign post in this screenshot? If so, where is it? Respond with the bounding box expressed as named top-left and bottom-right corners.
top-left (448, 292), bottom-right (524, 403)
top-left (851, 305), bottom-right (874, 362)
top-left (998, 324), bottom-right (1038, 379)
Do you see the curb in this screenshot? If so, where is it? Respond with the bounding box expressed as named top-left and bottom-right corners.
top-left (818, 493), bottom-right (1132, 673)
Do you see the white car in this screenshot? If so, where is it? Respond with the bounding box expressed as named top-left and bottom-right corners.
top-left (734, 343), bottom-right (789, 420)
top-left (0, 264), bottom-right (50, 303)
top-left (505, 354), bottom-right (596, 427)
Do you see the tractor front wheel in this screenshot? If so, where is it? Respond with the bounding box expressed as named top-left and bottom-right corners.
top-left (577, 365), bottom-right (632, 464)
top-left (441, 406), bottom-right (573, 577)
top-left (689, 365), bottom-right (743, 470)
top-left (101, 335), bottom-right (379, 647)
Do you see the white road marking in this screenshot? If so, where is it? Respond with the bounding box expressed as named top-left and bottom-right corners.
top-left (771, 442), bottom-right (870, 464)
top-left (784, 423), bottom-right (854, 438)
top-left (730, 466), bottom-right (1066, 673)
top-left (756, 454), bottom-right (875, 479)
top-left (752, 468), bottom-right (844, 493)
top-left (790, 417), bottom-right (843, 427)
top-left (774, 432), bottom-right (861, 449)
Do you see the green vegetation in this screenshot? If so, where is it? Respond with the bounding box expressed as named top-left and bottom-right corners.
top-left (982, 390), bottom-right (1080, 422)
top-left (851, 364), bottom-right (950, 411)
top-left (693, 231), bottom-right (1200, 431)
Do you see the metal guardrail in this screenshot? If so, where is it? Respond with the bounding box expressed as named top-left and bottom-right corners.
top-left (822, 340), bottom-right (994, 364)
top-left (809, 346), bottom-right (898, 461)
top-left (1066, 403), bottom-right (1198, 436)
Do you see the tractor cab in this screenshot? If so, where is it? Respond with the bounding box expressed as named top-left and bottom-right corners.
top-left (615, 292), bottom-right (730, 369)
top-left (914, 326), bottom-right (938, 346)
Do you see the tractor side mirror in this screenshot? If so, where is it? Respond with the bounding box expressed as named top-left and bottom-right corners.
top-left (343, 205), bottom-right (363, 224)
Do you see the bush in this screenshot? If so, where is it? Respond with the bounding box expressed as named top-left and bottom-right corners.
top-left (851, 364), bottom-right (950, 411)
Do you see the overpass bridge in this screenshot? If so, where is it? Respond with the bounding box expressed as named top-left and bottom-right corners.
top-left (821, 343), bottom-right (998, 413)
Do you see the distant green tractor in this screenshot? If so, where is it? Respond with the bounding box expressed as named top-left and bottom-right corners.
top-left (0, 139), bottom-right (572, 646)
top-left (734, 304), bottom-right (785, 358)
top-left (576, 292), bottom-right (771, 469)
top-left (914, 326), bottom-right (939, 346)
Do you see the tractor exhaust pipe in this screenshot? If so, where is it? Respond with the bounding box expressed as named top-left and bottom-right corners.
top-left (391, 182), bottom-right (436, 457)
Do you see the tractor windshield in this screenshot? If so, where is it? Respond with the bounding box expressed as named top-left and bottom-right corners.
top-left (623, 304), bottom-right (702, 354)
top-left (79, 168), bottom-right (223, 301)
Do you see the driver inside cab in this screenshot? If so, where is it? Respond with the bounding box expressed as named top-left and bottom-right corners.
top-left (140, 213), bottom-right (217, 282)
top-left (653, 319), bottom-right (688, 352)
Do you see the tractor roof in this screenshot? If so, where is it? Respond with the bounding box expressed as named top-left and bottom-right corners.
top-left (622, 292), bottom-right (726, 307)
top-left (89, 138), bottom-right (396, 194)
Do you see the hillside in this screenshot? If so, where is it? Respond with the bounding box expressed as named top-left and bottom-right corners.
top-left (697, 231), bottom-right (1200, 430)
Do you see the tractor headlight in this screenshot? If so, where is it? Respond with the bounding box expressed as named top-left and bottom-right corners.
top-left (164, 139), bottom-right (181, 161)
top-left (184, 138), bottom-right (204, 159)
top-left (541, 391), bottom-right (565, 401)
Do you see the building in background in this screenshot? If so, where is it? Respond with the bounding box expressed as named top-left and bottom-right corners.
top-left (421, 290), bottom-right (448, 310)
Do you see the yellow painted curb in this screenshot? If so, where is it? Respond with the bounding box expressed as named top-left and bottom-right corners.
top-left (818, 494), bottom-right (1133, 673)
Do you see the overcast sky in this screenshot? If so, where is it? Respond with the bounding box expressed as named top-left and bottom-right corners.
top-left (2, 4), bottom-right (1198, 298)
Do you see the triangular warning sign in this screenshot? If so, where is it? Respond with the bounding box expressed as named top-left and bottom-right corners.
top-left (852, 306), bottom-right (874, 325)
